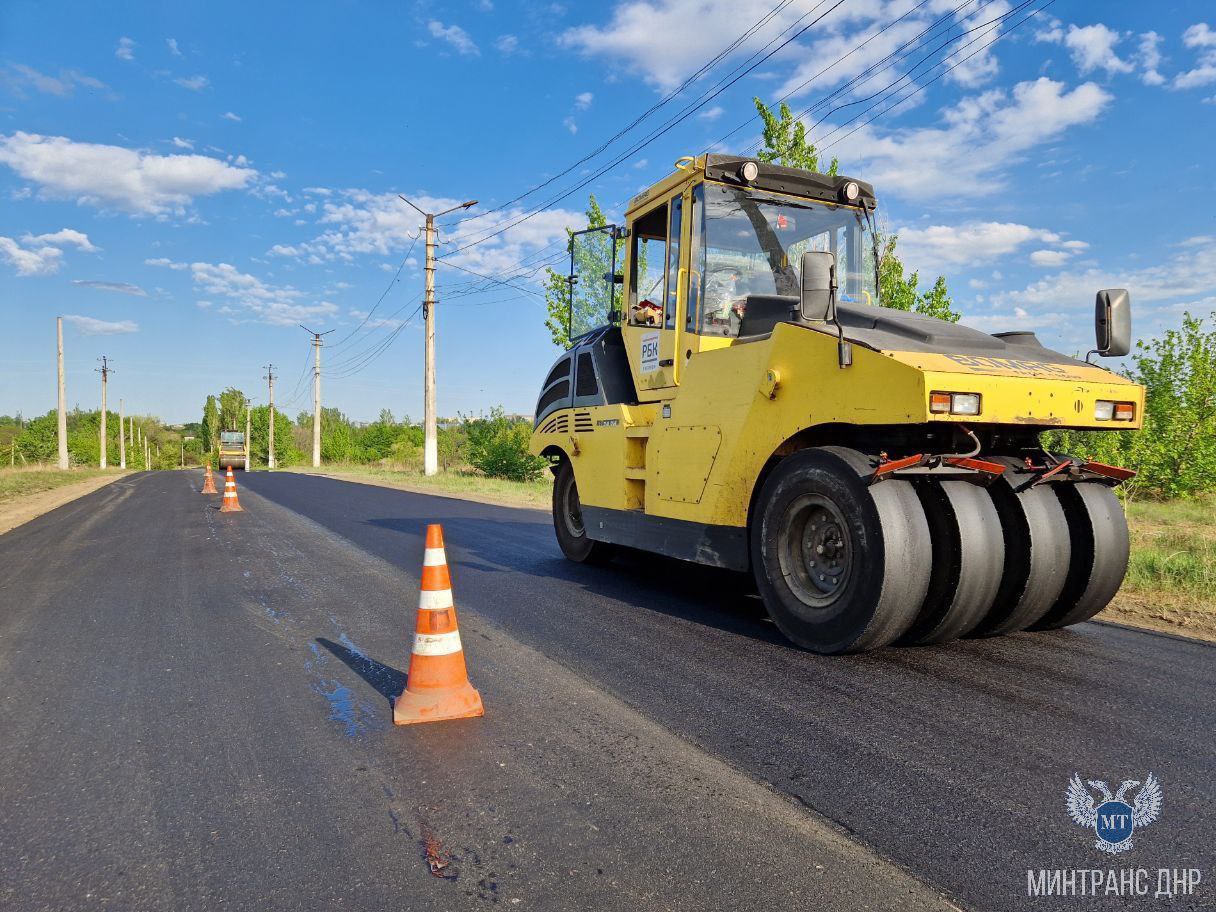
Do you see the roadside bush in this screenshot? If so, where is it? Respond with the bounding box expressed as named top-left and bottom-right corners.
top-left (465, 408), bottom-right (546, 482)
top-left (1043, 311), bottom-right (1216, 500)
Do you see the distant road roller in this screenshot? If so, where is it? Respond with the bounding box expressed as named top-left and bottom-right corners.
top-left (530, 154), bottom-right (1142, 654)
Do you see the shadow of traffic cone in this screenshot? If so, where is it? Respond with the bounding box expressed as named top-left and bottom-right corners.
top-left (219, 467), bottom-right (244, 512)
top-left (394, 524), bottom-right (484, 725)
top-left (201, 464), bottom-right (218, 494)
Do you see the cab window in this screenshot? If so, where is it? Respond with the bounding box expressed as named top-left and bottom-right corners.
top-left (627, 202), bottom-right (668, 327)
top-left (663, 196), bottom-right (682, 329)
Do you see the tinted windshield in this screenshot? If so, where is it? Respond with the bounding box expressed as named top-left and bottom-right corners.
top-left (690, 182), bottom-right (877, 337)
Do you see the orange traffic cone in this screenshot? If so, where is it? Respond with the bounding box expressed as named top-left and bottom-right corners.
top-left (393, 524), bottom-right (484, 725)
top-left (201, 464), bottom-right (218, 494)
top-left (219, 467), bottom-right (244, 512)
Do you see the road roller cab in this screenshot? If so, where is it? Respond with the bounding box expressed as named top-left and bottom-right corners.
top-left (531, 154), bottom-right (1143, 654)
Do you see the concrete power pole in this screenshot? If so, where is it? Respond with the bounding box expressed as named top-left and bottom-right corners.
top-left (397, 195), bottom-right (477, 476)
top-left (96, 356), bottom-right (113, 469)
top-left (56, 317), bottom-right (68, 470)
top-left (245, 403), bottom-right (253, 471)
top-left (299, 326), bottom-right (332, 468)
top-left (264, 364), bottom-right (277, 470)
top-left (119, 398), bottom-right (126, 469)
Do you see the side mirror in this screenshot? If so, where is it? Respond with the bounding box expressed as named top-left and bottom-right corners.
top-left (1094, 289), bottom-right (1131, 358)
top-left (800, 250), bottom-right (837, 323)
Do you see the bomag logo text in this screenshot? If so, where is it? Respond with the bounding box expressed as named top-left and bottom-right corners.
top-left (945, 354), bottom-right (1068, 375)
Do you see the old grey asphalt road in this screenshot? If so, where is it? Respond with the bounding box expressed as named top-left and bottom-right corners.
top-left (0, 470), bottom-right (951, 912)
top-left (2, 471), bottom-right (1212, 911)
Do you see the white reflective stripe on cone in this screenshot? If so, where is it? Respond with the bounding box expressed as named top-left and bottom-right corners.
top-left (413, 630), bottom-right (462, 656)
top-left (422, 548), bottom-right (447, 567)
top-left (419, 588), bottom-right (454, 610)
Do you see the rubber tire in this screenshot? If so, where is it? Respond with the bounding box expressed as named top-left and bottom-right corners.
top-left (1032, 483), bottom-right (1129, 630)
top-left (552, 460), bottom-right (614, 565)
top-left (751, 446), bottom-right (931, 654)
top-left (971, 458), bottom-right (1071, 636)
top-left (900, 480), bottom-right (1005, 645)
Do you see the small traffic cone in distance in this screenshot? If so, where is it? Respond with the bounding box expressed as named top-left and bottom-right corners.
top-left (201, 464), bottom-right (218, 494)
top-left (394, 524), bottom-right (484, 725)
top-left (219, 467), bottom-right (244, 513)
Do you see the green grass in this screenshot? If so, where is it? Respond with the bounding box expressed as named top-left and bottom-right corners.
top-left (283, 463), bottom-right (552, 509)
top-left (0, 466), bottom-right (126, 504)
top-left (1124, 497), bottom-right (1216, 597)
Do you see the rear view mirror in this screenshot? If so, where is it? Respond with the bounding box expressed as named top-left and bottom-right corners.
top-left (800, 251), bottom-right (837, 323)
top-left (1094, 289), bottom-right (1131, 358)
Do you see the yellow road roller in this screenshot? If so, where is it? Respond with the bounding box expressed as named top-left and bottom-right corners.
top-left (530, 154), bottom-right (1142, 653)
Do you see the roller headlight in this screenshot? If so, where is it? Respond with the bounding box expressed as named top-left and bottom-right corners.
top-left (930, 391), bottom-right (981, 415)
top-left (841, 180), bottom-right (861, 203)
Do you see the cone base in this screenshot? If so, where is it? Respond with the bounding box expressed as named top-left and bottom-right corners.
top-left (393, 681), bottom-right (484, 725)
top-left (219, 503), bottom-right (243, 512)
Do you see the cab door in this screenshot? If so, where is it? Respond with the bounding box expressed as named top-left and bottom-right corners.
top-left (623, 188), bottom-right (690, 397)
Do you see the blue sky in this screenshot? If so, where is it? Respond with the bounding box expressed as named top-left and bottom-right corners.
top-left (2, 1), bottom-right (1214, 424)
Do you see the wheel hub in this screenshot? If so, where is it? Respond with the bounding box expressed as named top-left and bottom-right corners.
top-left (780, 494), bottom-right (853, 609)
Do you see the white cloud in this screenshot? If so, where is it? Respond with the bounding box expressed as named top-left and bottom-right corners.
top-left (574, 91), bottom-right (593, 110)
top-left (947, 1), bottom-right (1012, 88)
top-left (1060, 23), bottom-right (1133, 76)
top-left (0, 237), bottom-right (63, 276)
top-left (0, 228), bottom-right (98, 276)
top-left (167, 37), bottom-right (182, 57)
top-left (63, 315), bottom-right (138, 335)
top-left (0, 132), bottom-right (258, 215)
top-left (980, 235), bottom-right (1216, 348)
top-left (116, 37), bottom-right (136, 61)
top-left (831, 78), bottom-right (1112, 200)
top-left (1174, 23), bottom-right (1216, 90)
top-left (71, 279), bottom-right (148, 296)
top-left (145, 257), bottom-right (188, 270)
top-left (1029, 249), bottom-right (1070, 267)
top-left (152, 259), bottom-right (338, 325)
top-left (1137, 31), bottom-right (1165, 86)
top-left (221, 111), bottom-right (242, 122)
top-left (494, 34), bottom-right (519, 54)
top-left (4, 63), bottom-right (108, 97)
top-left (428, 20), bottom-right (479, 55)
top-left (894, 222), bottom-right (1065, 272)
top-left (174, 74), bottom-right (209, 91)
top-left (270, 187), bottom-right (583, 282)
top-left (560, 0), bottom-right (824, 89)
top-left (563, 116), bottom-right (578, 134)
top-left (171, 136), bottom-right (194, 149)
top-left (698, 105), bottom-right (724, 121)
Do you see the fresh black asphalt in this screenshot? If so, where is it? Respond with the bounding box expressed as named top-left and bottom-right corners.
top-left (1, 470), bottom-right (1212, 911)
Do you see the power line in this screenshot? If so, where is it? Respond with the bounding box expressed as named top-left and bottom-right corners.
top-left (452, 0), bottom-right (803, 228)
top-left (329, 233), bottom-right (419, 352)
top-left (445, 0), bottom-right (846, 256)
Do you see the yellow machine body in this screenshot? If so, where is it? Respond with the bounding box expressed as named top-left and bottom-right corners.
top-left (530, 154), bottom-right (1142, 570)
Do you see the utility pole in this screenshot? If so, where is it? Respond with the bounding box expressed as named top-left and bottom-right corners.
top-left (56, 317), bottom-right (68, 470)
top-left (96, 356), bottom-right (113, 469)
top-left (264, 364), bottom-right (277, 470)
top-left (245, 402), bottom-right (253, 471)
top-left (119, 399), bottom-right (126, 469)
top-left (299, 326), bottom-right (333, 468)
top-left (398, 195), bottom-right (477, 476)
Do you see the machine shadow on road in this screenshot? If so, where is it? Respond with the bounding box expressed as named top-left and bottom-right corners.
top-left (316, 636), bottom-right (407, 707)
top-left (365, 515), bottom-right (791, 649)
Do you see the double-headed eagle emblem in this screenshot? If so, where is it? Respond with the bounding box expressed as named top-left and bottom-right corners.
top-left (1066, 773), bottom-right (1162, 854)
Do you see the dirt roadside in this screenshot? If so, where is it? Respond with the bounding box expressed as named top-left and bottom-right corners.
top-left (0, 474), bottom-right (126, 536)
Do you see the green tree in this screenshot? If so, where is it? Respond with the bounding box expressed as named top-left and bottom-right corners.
top-left (218, 387), bottom-right (247, 432)
top-left (201, 396), bottom-right (220, 452)
top-left (753, 97), bottom-right (838, 175)
top-left (876, 236), bottom-right (961, 323)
